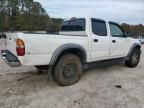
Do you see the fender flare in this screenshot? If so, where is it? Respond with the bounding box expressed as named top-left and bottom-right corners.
top-left (127, 43), bottom-right (141, 57)
top-left (49, 43), bottom-right (87, 65)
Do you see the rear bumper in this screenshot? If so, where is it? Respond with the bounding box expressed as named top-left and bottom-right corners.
top-left (1, 50), bottom-right (21, 67)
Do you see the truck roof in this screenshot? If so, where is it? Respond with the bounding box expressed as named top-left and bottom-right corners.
top-left (64, 17), bottom-right (120, 25)
top-left (64, 16), bottom-right (108, 22)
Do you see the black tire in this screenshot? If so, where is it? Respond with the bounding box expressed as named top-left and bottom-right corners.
top-left (125, 49), bottom-right (141, 68)
top-left (53, 54), bottom-right (83, 86)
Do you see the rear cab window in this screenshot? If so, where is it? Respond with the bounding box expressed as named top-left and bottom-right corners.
top-left (61, 18), bottom-right (85, 31)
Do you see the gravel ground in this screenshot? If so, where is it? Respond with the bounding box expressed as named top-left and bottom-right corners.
top-left (0, 39), bottom-right (144, 108)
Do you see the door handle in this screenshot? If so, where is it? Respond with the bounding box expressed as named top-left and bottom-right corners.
top-left (112, 40), bottom-right (116, 43)
top-left (94, 39), bottom-right (98, 42)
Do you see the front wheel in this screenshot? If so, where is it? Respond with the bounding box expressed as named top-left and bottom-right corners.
top-left (125, 49), bottom-right (141, 68)
top-left (53, 54), bottom-right (83, 86)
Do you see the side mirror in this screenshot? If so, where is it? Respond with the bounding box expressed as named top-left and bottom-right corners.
top-left (124, 33), bottom-right (128, 37)
top-left (125, 32), bottom-right (132, 37)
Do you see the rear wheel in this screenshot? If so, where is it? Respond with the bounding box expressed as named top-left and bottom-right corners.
top-left (125, 49), bottom-right (141, 68)
top-left (53, 54), bottom-right (83, 86)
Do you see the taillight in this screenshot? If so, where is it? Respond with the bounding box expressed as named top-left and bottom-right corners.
top-left (16, 39), bottom-right (25, 56)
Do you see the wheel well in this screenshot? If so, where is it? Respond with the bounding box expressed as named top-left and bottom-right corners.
top-left (134, 45), bottom-right (141, 50)
top-left (127, 44), bottom-right (141, 57)
top-left (55, 48), bottom-right (86, 65)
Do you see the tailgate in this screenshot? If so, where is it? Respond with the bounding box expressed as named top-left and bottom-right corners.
top-left (6, 33), bottom-right (18, 56)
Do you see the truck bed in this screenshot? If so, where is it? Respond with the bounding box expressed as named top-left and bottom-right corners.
top-left (4, 32), bottom-right (89, 66)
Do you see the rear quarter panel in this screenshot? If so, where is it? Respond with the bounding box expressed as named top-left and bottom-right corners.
top-left (18, 33), bottom-right (89, 66)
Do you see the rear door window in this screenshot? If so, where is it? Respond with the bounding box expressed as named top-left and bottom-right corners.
top-left (91, 19), bottom-right (107, 36)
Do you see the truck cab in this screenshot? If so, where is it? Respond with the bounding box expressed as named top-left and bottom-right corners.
top-left (59, 17), bottom-right (141, 61)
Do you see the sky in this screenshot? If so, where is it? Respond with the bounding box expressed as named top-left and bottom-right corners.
top-left (34, 0), bottom-right (144, 24)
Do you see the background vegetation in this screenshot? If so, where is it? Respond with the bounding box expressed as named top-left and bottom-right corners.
top-left (0, 0), bottom-right (144, 36)
top-left (0, 0), bottom-right (63, 32)
top-left (121, 23), bottom-right (144, 36)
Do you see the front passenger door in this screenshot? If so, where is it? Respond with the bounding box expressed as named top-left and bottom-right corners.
top-left (109, 22), bottom-right (130, 58)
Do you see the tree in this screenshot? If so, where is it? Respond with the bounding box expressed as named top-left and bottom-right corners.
top-left (46, 18), bottom-right (63, 33)
top-left (0, 0), bottom-right (52, 31)
top-left (121, 23), bottom-right (144, 36)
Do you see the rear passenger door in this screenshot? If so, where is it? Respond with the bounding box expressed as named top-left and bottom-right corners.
top-left (90, 18), bottom-right (110, 61)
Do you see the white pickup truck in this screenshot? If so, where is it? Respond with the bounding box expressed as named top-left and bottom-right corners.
top-left (1, 17), bottom-right (142, 86)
